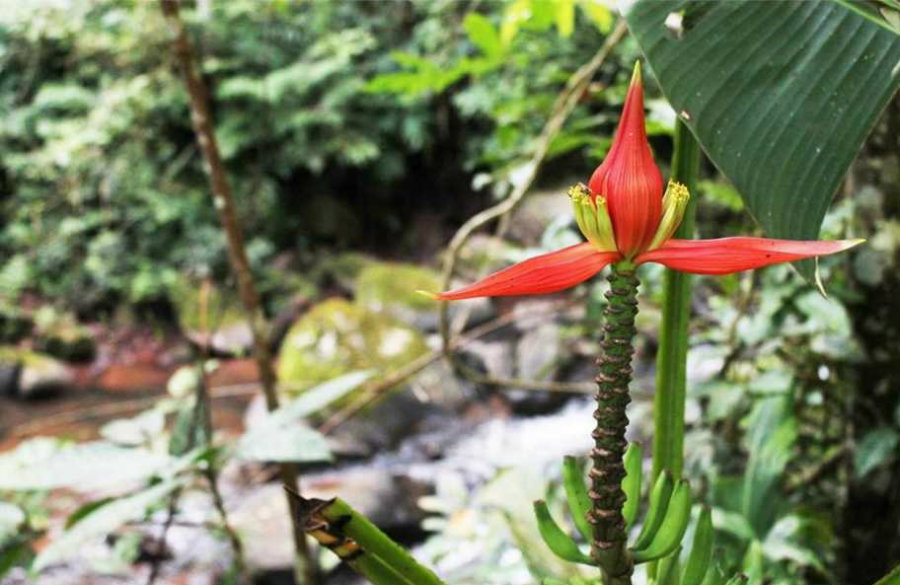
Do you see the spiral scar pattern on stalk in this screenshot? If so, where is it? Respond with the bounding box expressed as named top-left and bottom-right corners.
top-left (588, 265), bottom-right (639, 584)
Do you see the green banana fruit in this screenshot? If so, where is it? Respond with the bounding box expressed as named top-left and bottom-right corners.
top-left (655, 546), bottom-right (682, 585)
top-left (631, 470), bottom-right (675, 551)
top-left (622, 443), bottom-right (644, 530)
top-left (562, 456), bottom-right (593, 542)
top-left (742, 540), bottom-right (764, 585)
top-left (682, 505), bottom-right (714, 585)
top-left (533, 500), bottom-right (595, 566)
top-left (632, 479), bottom-right (692, 563)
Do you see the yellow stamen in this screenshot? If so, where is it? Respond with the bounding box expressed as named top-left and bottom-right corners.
top-left (647, 180), bottom-right (690, 250)
top-left (569, 183), bottom-right (618, 252)
top-left (592, 196), bottom-right (618, 252)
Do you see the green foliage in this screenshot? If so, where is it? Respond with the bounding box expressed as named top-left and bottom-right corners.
top-left (701, 393), bottom-right (835, 583)
top-left (1, 0), bottom-right (628, 312)
top-left (533, 451), bottom-right (724, 584)
top-left (366, 0), bottom-right (628, 197)
top-left (0, 439), bottom-right (172, 491)
top-left (292, 494), bottom-right (450, 585)
top-left (0, 502), bottom-right (25, 547)
top-left (0, 359), bottom-right (360, 578)
top-left (873, 564), bottom-right (900, 585)
top-left (626, 0), bottom-right (900, 281)
top-left (854, 427), bottom-right (900, 478)
top-left (33, 479), bottom-right (182, 572)
top-left (0, 500), bottom-right (32, 579)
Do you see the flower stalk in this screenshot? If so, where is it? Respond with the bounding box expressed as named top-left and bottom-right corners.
top-left (652, 119), bottom-right (700, 482)
top-left (589, 261), bottom-right (640, 584)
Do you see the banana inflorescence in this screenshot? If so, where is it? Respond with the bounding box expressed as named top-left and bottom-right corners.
top-left (533, 443), bottom-right (749, 585)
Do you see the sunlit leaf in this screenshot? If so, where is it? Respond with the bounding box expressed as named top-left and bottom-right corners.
top-left (579, 0), bottom-right (614, 33)
top-left (464, 12), bottom-right (503, 59)
top-left (555, 0), bottom-right (576, 37)
top-left (237, 371), bottom-right (372, 463)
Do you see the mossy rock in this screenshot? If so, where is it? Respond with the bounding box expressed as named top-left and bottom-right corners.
top-left (315, 252), bottom-right (377, 291)
top-left (0, 347), bottom-right (73, 398)
top-left (168, 277), bottom-right (258, 355)
top-left (355, 262), bottom-right (441, 314)
top-left (31, 308), bottom-right (95, 362)
top-left (277, 298), bottom-right (427, 396)
top-left (35, 325), bottom-right (95, 362)
top-left (168, 277), bottom-right (246, 334)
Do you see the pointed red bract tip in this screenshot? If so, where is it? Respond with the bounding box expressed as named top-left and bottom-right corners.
top-left (635, 237), bottom-right (863, 275)
top-left (588, 61), bottom-right (663, 259)
top-left (434, 244), bottom-right (621, 300)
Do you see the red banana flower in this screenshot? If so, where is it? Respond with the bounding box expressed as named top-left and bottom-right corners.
top-left (434, 63), bottom-right (861, 301)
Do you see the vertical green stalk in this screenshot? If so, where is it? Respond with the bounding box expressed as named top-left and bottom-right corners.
top-left (651, 120), bottom-right (701, 482)
top-left (590, 261), bottom-right (640, 585)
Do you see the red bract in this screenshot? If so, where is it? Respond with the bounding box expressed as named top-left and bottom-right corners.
top-left (433, 62), bottom-right (862, 302)
top-left (588, 63), bottom-right (663, 258)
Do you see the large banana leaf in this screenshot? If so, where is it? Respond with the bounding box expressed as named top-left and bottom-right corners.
top-left (625, 1), bottom-right (900, 280)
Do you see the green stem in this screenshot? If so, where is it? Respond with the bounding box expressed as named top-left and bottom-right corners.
top-left (651, 120), bottom-right (701, 482)
top-left (589, 262), bottom-right (640, 585)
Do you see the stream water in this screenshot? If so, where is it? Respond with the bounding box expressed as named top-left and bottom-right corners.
top-left (0, 347), bottom-right (657, 585)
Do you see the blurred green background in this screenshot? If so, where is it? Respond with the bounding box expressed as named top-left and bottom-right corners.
top-left (1, 2), bottom-right (899, 585)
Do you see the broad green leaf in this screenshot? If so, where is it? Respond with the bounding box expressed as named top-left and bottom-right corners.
top-left (626, 1), bottom-right (900, 280)
top-left (0, 439), bottom-right (172, 491)
top-left (710, 508), bottom-right (756, 542)
top-left (64, 498), bottom-right (116, 530)
top-left (236, 424), bottom-right (332, 463)
top-left (463, 12), bottom-right (503, 59)
top-left (274, 370), bottom-right (373, 422)
top-left (854, 427), bottom-right (900, 477)
top-left (236, 371), bottom-right (372, 463)
top-left (33, 480), bottom-right (180, 572)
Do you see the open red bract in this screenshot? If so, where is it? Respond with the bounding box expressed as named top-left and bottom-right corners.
top-left (432, 62), bottom-right (862, 302)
